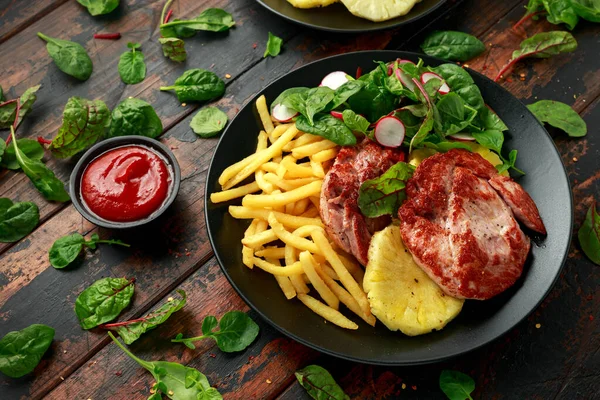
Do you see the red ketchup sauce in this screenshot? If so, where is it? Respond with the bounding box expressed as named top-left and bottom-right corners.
top-left (81, 145), bottom-right (171, 222)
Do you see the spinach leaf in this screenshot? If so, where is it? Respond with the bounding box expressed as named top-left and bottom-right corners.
top-left (49, 232), bottom-right (130, 269)
top-left (190, 107), bottom-right (228, 138)
top-left (104, 290), bottom-right (186, 344)
top-left (296, 114), bottom-right (356, 146)
top-left (75, 277), bottom-right (135, 329)
top-left (0, 199), bottom-right (39, 243)
top-left (358, 162), bottom-right (415, 218)
top-left (435, 92), bottom-right (478, 135)
top-left (270, 87), bottom-right (309, 113)
top-left (118, 42), bottom-right (146, 85)
top-left (160, 8), bottom-right (235, 37)
top-left (527, 100), bottom-right (587, 137)
top-left (37, 33), bottom-right (93, 81)
top-left (480, 107), bottom-right (508, 132)
top-left (342, 109), bottom-right (370, 134)
top-left (393, 109), bottom-right (423, 139)
top-left (160, 69), bottom-right (225, 102)
top-left (50, 97), bottom-right (111, 158)
top-left (110, 332), bottom-right (223, 399)
top-left (10, 127), bottom-right (70, 202)
top-left (0, 140), bottom-right (4, 164)
top-left (572, 0), bottom-right (600, 22)
top-left (77, 0), bottom-right (119, 16)
top-left (496, 149), bottom-right (521, 175)
top-left (264, 32), bottom-right (283, 58)
top-left (421, 31), bottom-right (486, 62)
top-left (347, 74), bottom-right (397, 122)
top-left (496, 31), bottom-right (577, 82)
top-left (295, 365), bottom-right (349, 400)
top-left (329, 80), bottom-right (365, 111)
top-left (440, 370), bottom-right (475, 400)
top-left (472, 130), bottom-right (504, 154)
top-left (0, 324), bottom-right (54, 378)
top-left (283, 87), bottom-right (335, 125)
top-left (0, 85), bottom-right (41, 130)
top-left (108, 98), bottom-right (163, 139)
top-left (433, 64), bottom-right (486, 117)
top-left (159, 38), bottom-right (187, 62)
top-left (0, 85), bottom-right (4, 102)
top-left (172, 311), bottom-right (259, 353)
top-left (0, 139), bottom-right (44, 170)
top-left (410, 106), bottom-right (435, 152)
top-left (578, 202), bottom-right (600, 265)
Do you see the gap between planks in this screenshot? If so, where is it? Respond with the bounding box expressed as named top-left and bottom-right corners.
top-left (0, 0), bottom-right (70, 45)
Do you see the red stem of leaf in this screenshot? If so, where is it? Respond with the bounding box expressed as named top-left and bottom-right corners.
top-left (164, 9), bottom-right (173, 24)
top-left (93, 33), bottom-right (121, 40)
top-left (513, 11), bottom-right (546, 31)
top-left (37, 136), bottom-right (52, 145)
top-left (356, 66), bottom-right (362, 79)
top-left (100, 318), bottom-right (147, 329)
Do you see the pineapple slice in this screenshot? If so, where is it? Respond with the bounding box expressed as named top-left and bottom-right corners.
top-left (409, 144), bottom-right (508, 177)
top-left (341, 0), bottom-right (421, 22)
top-left (287, 0), bottom-right (338, 8)
top-left (364, 225), bottom-right (464, 336)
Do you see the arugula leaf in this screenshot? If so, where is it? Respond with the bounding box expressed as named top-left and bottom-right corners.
top-left (578, 202), bottom-right (600, 265)
top-left (342, 109), bottom-right (370, 134)
top-left (440, 370), bottom-right (475, 400)
top-left (0, 324), bottom-right (54, 378)
top-left (0, 85), bottom-right (41, 130)
top-left (109, 332), bottom-right (223, 399)
top-left (295, 365), bottom-right (349, 400)
top-left (108, 98), bottom-right (163, 139)
top-left (160, 8), bottom-right (235, 37)
top-left (527, 100), bottom-right (587, 137)
top-left (264, 32), bottom-right (283, 58)
top-left (283, 87), bottom-right (335, 125)
top-left (77, 0), bottom-right (119, 16)
top-left (296, 114), bottom-right (356, 146)
top-left (49, 232), bottom-right (130, 269)
top-left (572, 0), bottom-right (600, 22)
top-left (358, 162), bottom-right (415, 218)
top-left (0, 198), bottom-right (39, 243)
top-left (75, 277), bottom-right (135, 329)
top-left (118, 42), bottom-right (146, 85)
top-left (172, 311), bottom-right (259, 352)
top-left (159, 37), bottom-right (187, 62)
top-left (50, 97), bottom-right (111, 158)
top-left (104, 290), bottom-right (186, 344)
top-left (160, 69), bottom-right (225, 102)
top-left (190, 107), bottom-right (228, 138)
top-left (37, 33), bottom-right (93, 81)
top-left (10, 127), bottom-right (70, 202)
top-left (421, 31), bottom-right (486, 62)
top-left (0, 139), bottom-right (44, 170)
top-left (472, 130), bottom-right (504, 154)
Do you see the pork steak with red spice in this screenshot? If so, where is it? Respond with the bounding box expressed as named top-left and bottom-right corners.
top-left (398, 149), bottom-right (546, 300)
top-left (320, 139), bottom-right (405, 266)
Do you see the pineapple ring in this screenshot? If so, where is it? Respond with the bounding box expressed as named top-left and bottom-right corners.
top-left (286, 0), bottom-right (339, 9)
top-left (341, 0), bottom-right (421, 22)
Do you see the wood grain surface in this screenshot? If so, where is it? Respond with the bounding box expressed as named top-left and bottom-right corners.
top-left (0, 0), bottom-right (598, 399)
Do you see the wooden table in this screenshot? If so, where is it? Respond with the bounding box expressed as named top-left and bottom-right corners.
top-left (0, 0), bottom-right (598, 399)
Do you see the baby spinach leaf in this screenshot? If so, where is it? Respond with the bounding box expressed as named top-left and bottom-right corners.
top-left (270, 87), bottom-right (309, 113)
top-left (37, 33), bottom-right (93, 81)
top-left (109, 332), bottom-right (223, 399)
top-left (496, 149), bottom-right (521, 175)
top-left (283, 87), bottom-right (335, 125)
top-left (578, 202), bottom-right (600, 265)
top-left (0, 324), bottom-right (54, 378)
top-left (433, 64), bottom-right (486, 118)
top-left (0, 139), bottom-right (44, 170)
top-left (421, 31), bottom-right (486, 62)
top-left (160, 69), bottom-right (225, 102)
top-left (118, 42), bottom-right (146, 85)
top-left (524, 0), bottom-right (580, 29)
top-left (103, 290), bottom-right (186, 344)
top-left (472, 130), bottom-right (504, 154)
top-left (77, 0), bottom-right (119, 16)
top-left (572, 0), bottom-right (600, 22)
top-left (50, 97), bottom-right (111, 158)
top-left (10, 127), bottom-right (70, 202)
top-left (329, 80), bottom-right (365, 111)
top-left (75, 277), bottom-right (135, 329)
top-left (527, 100), bottom-right (587, 137)
top-left (159, 37), bottom-right (187, 62)
top-left (160, 8), bottom-right (235, 37)
top-left (0, 140), bottom-right (4, 164)
top-left (342, 109), bottom-right (370, 134)
top-left (172, 311), bottom-right (259, 353)
top-left (435, 92), bottom-right (478, 135)
top-left (295, 365), bottom-right (349, 400)
top-left (0, 85), bottom-right (41, 130)
top-left (190, 107), bottom-right (228, 138)
top-left (393, 108), bottom-right (423, 139)
top-left (409, 103), bottom-right (435, 152)
top-left (347, 76), bottom-right (397, 122)
top-left (108, 98), bottom-right (163, 139)
top-left (0, 85), bottom-right (4, 102)
top-left (49, 232), bottom-right (130, 269)
top-left (264, 32), bottom-right (283, 58)
top-left (296, 114), bottom-right (356, 146)
top-left (0, 198), bottom-right (39, 243)
top-left (440, 370), bottom-right (475, 400)
top-left (358, 162), bottom-right (415, 218)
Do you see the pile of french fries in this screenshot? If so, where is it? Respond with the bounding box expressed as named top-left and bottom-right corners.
top-left (210, 95), bottom-right (376, 329)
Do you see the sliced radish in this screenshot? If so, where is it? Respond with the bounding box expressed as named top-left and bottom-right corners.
top-left (387, 63), bottom-right (394, 76)
top-left (320, 71), bottom-right (349, 90)
top-left (448, 133), bottom-right (476, 142)
top-left (374, 116), bottom-right (405, 148)
top-left (395, 69), bottom-right (416, 91)
top-left (421, 72), bottom-right (450, 94)
top-left (330, 110), bottom-right (344, 120)
top-left (398, 59), bottom-right (416, 66)
top-left (272, 103), bottom-right (298, 122)
top-left (412, 78), bottom-right (431, 107)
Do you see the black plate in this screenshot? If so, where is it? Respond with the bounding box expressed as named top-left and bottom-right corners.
top-left (257, 0), bottom-right (446, 33)
top-left (205, 51), bottom-right (573, 365)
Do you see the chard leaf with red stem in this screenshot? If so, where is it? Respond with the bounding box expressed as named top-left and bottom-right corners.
top-left (578, 202), bottom-right (600, 265)
top-left (295, 365), bottom-right (350, 400)
top-left (75, 277), bottom-right (135, 329)
top-left (358, 162), bottom-right (415, 218)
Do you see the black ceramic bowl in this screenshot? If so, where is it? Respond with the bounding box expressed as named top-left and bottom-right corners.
top-left (70, 136), bottom-right (181, 229)
top-left (205, 51), bottom-right (573, 365)
top-left (257, 0), bottom-right (446, 33)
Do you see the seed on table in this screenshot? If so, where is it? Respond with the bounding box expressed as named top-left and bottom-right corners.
top-left (535, 323), bottom-right (541, 329)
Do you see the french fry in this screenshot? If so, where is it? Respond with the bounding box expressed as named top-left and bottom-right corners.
top-left (311, 147), bottom-right (339, 163)
top-left (267, 258), bottom-right (296, 300)
top-left (285, 244), bottom-right (310, 294)
top-left (293, 198), bottom-right (310, 215)
top-left (228, 206), bottom-right (324, 229)
top-left (309, 196), bottom-right (321, 211)
top-left (255, 219), bottom-right (268, 233)
top-left (282, 158), bottom-right (314, 178)
top-left (282, 133), bottom-right (322, 152)
top-left (269, 190), bottom-right (286, 213)
top-left (338, 253), bottom-right (365, 286)
top-left (312, 255), bottom-right (339, 280)
top-left (285, 202), bottom-right (296, 215)
top-left (260, 162), bottom-right (279, 173)
top-left (253, 258), bottom-right (303, 276)
top-left (268, 213), bottom-right (321, 254)
top-left (218, 153), bottom-right (257, 186)
top-left (255, 247), bottom-right (286, 259)
top-left (241, 229), bottom-right (277, 249)
top-left (255, 131), bottom-right (275, 193)
top-left (300, 252), bottom-right (339, 310)
top-left (210, 181), bottom-right (261, 204)
top-left (270, 123), bottom-right (291, 141)
top-left (300, 207), bottom-right (320, 218)
top-left (297, 294), bottom-right (358, 330)
top-left (243, 180), bottom-right (323, 208)
top-left (310, 160), bottom-right (325, 178)
top-left (292, 140), bottom-right (337, 159)
top-left (256, 95), bottom-right (274, 133)
top-left (293, 225), bottom-right (325, 238)
top-left (263, 174), bottom-right (320, 192)
top-left (242, 219), bottom-right (259, 269)
top-left (312, 230), bottom-right (371, 317)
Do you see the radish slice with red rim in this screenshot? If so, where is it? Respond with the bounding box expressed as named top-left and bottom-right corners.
top-left (272, 103), bottom-right (298, 122)
top-left (421, 72), bottom-right (450, 94)
top-left (398, 59), bottom-right (416, 66)
top-left (321, 71), bottom-right (349, 90)
top-left (395, 69), bottom-right (416, 91)
top-left (330, 111), bottom-right (344, 120)
top-left (374, 116), bottom-right (405, 148)
top-left (448, 133), bottom-right (476, 142)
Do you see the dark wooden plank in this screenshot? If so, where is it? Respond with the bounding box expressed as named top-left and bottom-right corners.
top-left (0, 0), bottom-right (69, 44)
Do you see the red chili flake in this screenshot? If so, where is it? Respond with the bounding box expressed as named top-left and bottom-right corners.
top-left (506, 77), bottom-right (513, 83)
top-left (590, 315), bottom-right (595, 321)
top-left (164, 9), bottom-right (173, 24)
top-left (411, 385), bottom-right (417, 390)
top-left (37, 136), bottom-right (52, 145)
top-left (209, 353), bottom-right (216, 358)
top-left (253, 42), bottom-right (258, 49)
top-left (356, 66), bottom-right (362, 79)
top-left (185, 252), bottom-right (191, 256)
top-left (93, 33), bottom-right (121, 40)
top-left (248, 355), bottom-right (255, 361)
top-left (115, 370), bottom-right (122, 377)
